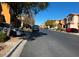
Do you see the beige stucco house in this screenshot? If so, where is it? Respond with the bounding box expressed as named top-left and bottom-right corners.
top-left (55, 20), bottom-right (64, 29)
top-left (64, 14), bottom-right (79, 29)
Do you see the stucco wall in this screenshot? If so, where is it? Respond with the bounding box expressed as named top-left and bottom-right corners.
top-left (70, 15), bottom-right (78, 29)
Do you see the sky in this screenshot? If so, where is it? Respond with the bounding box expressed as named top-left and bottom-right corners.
top-left (34, 2), bottom-right (79, 25)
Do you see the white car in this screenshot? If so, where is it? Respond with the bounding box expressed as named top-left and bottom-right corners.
top-left (12, 28), bottom-right (22, 36)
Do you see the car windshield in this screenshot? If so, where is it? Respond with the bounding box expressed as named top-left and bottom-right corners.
top-left (32, 25), bottom-right (39, 29)
top-left (15, 28), bottom-right (21, 31)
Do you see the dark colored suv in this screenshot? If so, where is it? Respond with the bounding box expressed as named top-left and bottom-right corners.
top-left (32, 25), bottom-right (39, 32)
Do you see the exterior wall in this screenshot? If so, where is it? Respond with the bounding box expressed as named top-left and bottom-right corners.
top-left (61, 20), bottom-right (64, 28)
top-left (55, 20), bottom-right (59, 24)
top-left (65, 14), bottom-right (79, 29)
top-left (70, 15), bottom-right (78, 29)
top-left (40, 23), bottom-right (46, 28)
top-left (54, 20), bottom-right (64, 29)
top-left (55, 20), bottom-right (59, 28)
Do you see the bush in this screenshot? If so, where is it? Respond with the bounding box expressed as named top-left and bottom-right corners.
top-left (56, 28), bottom-right (66, 31)
top-left (56, 28), bottom-right (61, 31)
top-left (0, 31), bottom-right (9, 42)
top-left (61, 28), bottom-right (66, 31)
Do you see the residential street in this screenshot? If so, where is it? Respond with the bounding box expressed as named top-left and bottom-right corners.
top-left (20, 29), bottom-right (79, 57)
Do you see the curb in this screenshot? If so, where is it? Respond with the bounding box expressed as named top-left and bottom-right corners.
top-left (68, 33), bottom-right (79, 36)
top-left (4, 39), bottom-right (23, 57)
top-left (59, 31), bottom-right (79, 36)
top-left (49, 30), bottom-right (79, 36)
top-left (10, 40), bottom-right (27, 57)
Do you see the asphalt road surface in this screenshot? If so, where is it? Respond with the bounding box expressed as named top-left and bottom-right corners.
top-left (20, 29), bottom-right (79, 57)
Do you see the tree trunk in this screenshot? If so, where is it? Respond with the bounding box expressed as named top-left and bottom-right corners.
top-left (20, 20), bottom-right (23, 29)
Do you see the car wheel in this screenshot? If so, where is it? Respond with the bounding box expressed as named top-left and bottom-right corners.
top-left (72, 29), bottom-right (78, 33)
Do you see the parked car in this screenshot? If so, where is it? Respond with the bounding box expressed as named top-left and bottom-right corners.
top-left (0, 23), bottom-right (24, 37)
top-left (66, 28), bottom-right (79, 33)
top-left (0, 27), bottom-right (3, 31)
top-left (0, 23), bottom-right (10, 33)
top-left (11, 28), bottom-right (24, 37)
top-left (32, 25), bottom-right (39, 32)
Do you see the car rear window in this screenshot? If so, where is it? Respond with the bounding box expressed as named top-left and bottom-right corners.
top-left (32, 25), bottom-right (39, 29)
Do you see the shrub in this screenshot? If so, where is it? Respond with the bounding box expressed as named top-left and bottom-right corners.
top-left (56, 28), bottom-right (61, 31)
top-left (61, 28), bottom-right (66, 31)
top-left (56, 28), bottom-right (66, 31)
top-left (0, 31), bottom-right (9, 42)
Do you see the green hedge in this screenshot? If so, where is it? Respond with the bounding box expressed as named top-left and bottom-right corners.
top-left (0, 31), bottom-right (8, 42)
top-left (56, 28), bottom-right (61, 31)
top-left (56, 28), bottom-right (66, 31)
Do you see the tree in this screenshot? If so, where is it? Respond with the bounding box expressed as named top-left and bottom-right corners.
top-left (45, 20), bottom-right (56, 28)
top-left (23, 15), bottom-right (35, 25)
top-left (7, 2), bottom-right (48, 19)
top-left (7, 2), bottom-right (48, 28)
top-left (3, 2), bottom-right (48, 36)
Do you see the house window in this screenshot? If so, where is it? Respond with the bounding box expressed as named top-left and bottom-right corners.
top-left (68, 16), bottom-right (73, 23)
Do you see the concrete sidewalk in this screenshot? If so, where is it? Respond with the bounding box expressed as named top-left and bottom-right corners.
top-left (10, 40), bottom-right (27, 57)
top-left (50, 30), bottom-right (79, 36)
top-left (68, 33), bottom-right (79, 36)
top-left (60, 31), bottom-right (79, 36)
top-left (4, 37), bottom-right (23, 57)
top-left (0, 37), bottom-right (27, 57)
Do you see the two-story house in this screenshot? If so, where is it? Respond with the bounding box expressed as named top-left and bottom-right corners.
top-left (64, 14), bottom-right (79, 29)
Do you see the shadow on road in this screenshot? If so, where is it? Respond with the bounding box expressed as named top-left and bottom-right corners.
top-left (21, 31), bottom-right (47, 41)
